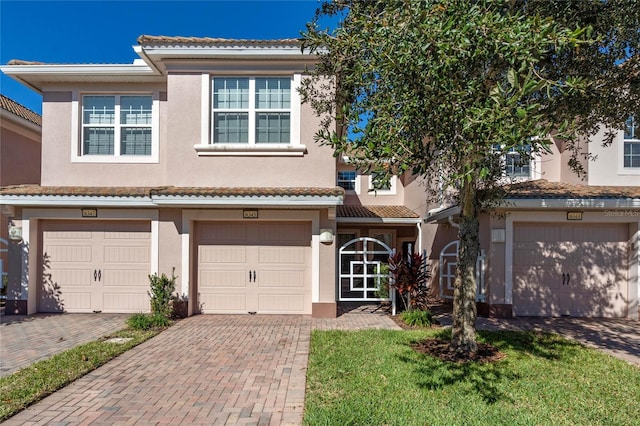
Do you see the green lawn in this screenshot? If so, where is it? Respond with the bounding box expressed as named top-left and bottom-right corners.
top-left (304, 328), bottom-right (640, 426)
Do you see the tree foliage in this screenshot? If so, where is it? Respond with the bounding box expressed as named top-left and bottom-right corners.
top-left (301, 0), bottom-right (640, 354)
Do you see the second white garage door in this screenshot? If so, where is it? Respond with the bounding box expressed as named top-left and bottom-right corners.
top-left (196, 221), bottom-right (311, 314)
top-left (512, 222), bottom-right (629, 317)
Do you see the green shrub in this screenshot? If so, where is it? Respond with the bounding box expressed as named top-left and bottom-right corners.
top-left (127, 313), bottom-right (154, 330)
top-left (401, 309), bottom-right (433, 327)
top-left (148, 268), bottom-right (177, 319)
top-left (127, 313), bottom-right (173, 330)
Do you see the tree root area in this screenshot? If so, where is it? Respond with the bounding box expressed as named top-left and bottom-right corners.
top-left (412, 338), bottom-right (506, 363)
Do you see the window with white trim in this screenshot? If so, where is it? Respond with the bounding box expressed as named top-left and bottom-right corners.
top-left (493, 144), bottom-right (532, 178)
top-left (369, 172), bottom-right (397, 194)
top-left (624, 116), bottom-right (640, 168)
top-left (337, 171), bottom-right (357, 191)
top-left (82, 95), bottom-right (153, 157)
top-left (212, 77), bottom-right (291, 144)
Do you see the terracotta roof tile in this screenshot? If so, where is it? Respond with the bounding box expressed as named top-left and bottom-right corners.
top-left (505, 179), bottom-right (640, 199)
top-left (337, 205), bottom-right (419, 219)
top-left (137, 35), bottom-right (301, 48)
top-left (0, 185), bottom-right (152, 197)
top-left (0, 185), bottom-right (344, 198)
top-left (0, 95), bottom-right (41, 126)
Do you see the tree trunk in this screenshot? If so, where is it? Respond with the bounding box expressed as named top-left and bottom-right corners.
top-left (450, 178), bottom-right (479, 354)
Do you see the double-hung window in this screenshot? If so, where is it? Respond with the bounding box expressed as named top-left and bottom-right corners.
top-left (493, 144), bottom-right (532, 179)
top-left (337, 171), bottom-right (357, 191)
top-left (624, 116), bottom-right (640, 168)
top-left (505, 146), bottom-right (531, 178)
top-left (212, 77), bottom-right (291, 144)
top-left (78, 94), bottom-right (157, 162)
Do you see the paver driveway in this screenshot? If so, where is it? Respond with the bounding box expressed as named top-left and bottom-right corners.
top-left (4, 315), bottom-right (312, 425)
top-left (2, 311), bottom-right (399, 425)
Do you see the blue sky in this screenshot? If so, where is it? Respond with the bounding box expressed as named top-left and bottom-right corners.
top-left (0, 0), bottom-right (327, 115)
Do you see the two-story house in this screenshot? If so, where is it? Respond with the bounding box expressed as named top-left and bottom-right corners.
top-left (424, 128), bottom-right (640, 319)
top-left (0, 95), bottom-right (41, 304)
top-left (0, 36), bottom-right (426, 317)
top-left (1, 35), bottom-right (638, 320)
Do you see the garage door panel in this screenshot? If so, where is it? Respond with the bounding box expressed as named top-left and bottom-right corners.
top-left (45, 245), bottom-right (93, 263)
top-left (103, 269), bottom-right (149, 287)
top-left (103, 293), bottom-right (149, 312)
top-left (200, 293), bottom-right (247, 313)
top-left (199, 246), bottom-right (247, 263)
top-left (103, 246), bottom-right (150, 263)
top-left (258, 247), bottom-right (305, 264)
top-left (259, 223), bottom-right (309, 245)
top-left (258, 270), bottom-right (305, 288)
top-left (200, 270), bottom-right (247, 288)
top-left (258, 294), bottom-right (304, 313)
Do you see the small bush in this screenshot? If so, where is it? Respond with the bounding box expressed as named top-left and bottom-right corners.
top-left (401, 309), bottom-right (433, 327)
top-left (127, 313), bottom-right (154, 330)
top-left (148, 268), bottom-right (177, 319)
top-left (127, 313), bottom-right (173, 330)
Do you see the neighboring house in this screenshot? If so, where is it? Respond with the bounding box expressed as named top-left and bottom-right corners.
top-left (0, 95), bottom-right (41, 306)
top-left (0, 36), bottom-right (637, 319)
top-left (0, 36), bottom-right (424, 317)
top-left (425, 128), bottom-right (640, 319)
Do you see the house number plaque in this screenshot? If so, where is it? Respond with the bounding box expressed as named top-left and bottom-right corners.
top-left (566, 211), bottom-right (583, 221)
top-left (81, 208), bottom-right (98, 218)
top-left (243, 209), bottom-right (259, 219)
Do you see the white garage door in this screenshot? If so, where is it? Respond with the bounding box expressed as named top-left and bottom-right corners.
top-left (513, 222), bottom-right (629, 317)
top-left (196, 221), bottom-right (311, 314)
top-left (40, 221), bottom-right (151, 313)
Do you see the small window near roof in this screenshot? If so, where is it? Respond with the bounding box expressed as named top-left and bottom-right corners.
top-left (624, 116), bottom-right (640, 168)
top-left (337, 171), bottom-right (357, 190)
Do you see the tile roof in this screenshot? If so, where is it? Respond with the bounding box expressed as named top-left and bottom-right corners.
top-left (137, 35), bottom-right (301, 48)
top-left (0, 94), bottom-right (41, 126)
top-left (337, 205), bottom-right (420, 219)
top-left (0, 185), bottom-right (344, 198)
top-left (504, 179), bottom-right (640, 199)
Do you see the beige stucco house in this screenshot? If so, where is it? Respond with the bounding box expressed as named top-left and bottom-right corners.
top-left (0, 35), bottom-right (638, 319)
top-left (0, 36), bottom-right (425, 317)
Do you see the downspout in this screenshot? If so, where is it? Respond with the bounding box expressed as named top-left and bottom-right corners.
top-left (448, 215), bottom-right (460, 228)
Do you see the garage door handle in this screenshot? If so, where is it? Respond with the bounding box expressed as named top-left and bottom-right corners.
top-left (98, 270), bottom-right (102, 282)
top-left (565, 273), bottom-right (570, 286)
top-left (94, 270), bottom-right (97, 282)
top-left (562, 273), bottom-right (566, 285)
top-left (252, 270), bottom-right (256, 282)
top-left (249, 270), bottom-right (252, 282)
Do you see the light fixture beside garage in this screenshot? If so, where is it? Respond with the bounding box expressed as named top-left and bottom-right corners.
top-left (319, 229), bottom-right (334, 244)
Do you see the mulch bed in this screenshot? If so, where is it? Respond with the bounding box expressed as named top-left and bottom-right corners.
top-left (412, 338), bottom-right (506, 363)
top-left (390, 301), bottom-right (506, 363)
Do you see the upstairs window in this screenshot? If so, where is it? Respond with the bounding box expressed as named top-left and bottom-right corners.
top-left (505, 146), bottom-right (531, 178)
top-left (337, 171), bottom-right (357, 191)
top-left (213, 77), bottom-right (291, 144)
top-left (82, 95), bottom-right (153, 157)
top-left (493, 144), bottom-right (532, 179)
top-left (624, 116), bottom-right (640, 168)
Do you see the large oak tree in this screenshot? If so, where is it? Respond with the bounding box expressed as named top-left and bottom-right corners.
top-left (300, 0), bottom-right (639, 354)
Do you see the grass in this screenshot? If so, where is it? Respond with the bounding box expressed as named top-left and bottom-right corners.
top-left (304, 328), bottom-right (640, 426)
top-left (0, 326), bottom-right (162, 421)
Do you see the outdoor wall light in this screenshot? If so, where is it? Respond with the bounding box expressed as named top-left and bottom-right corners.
top-left (319, 229), bottom-right (334, 244)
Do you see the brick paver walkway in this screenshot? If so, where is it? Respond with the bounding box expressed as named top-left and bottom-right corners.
top-left (0, 313), bottom-right (130, 377)
top-left (1, 310), bottom-right (398, 425)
